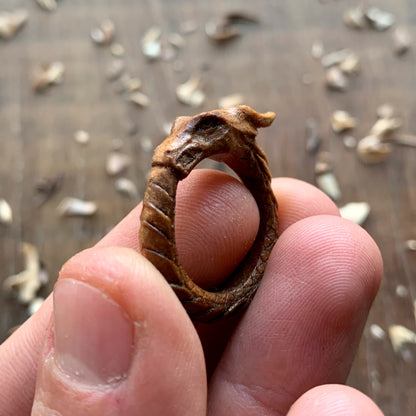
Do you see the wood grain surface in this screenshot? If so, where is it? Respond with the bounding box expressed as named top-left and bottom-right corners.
top-left (0, 0), bottom-right (415, 414)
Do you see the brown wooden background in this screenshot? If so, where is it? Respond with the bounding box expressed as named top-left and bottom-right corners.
top-left (1, 0), bottom-right (415, 414)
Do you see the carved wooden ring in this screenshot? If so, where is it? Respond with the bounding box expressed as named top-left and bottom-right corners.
top-left (139, 105), bottom-right (278, 322)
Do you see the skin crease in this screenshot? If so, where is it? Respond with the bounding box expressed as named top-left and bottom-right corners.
top-left (0, 170), bottom-right (384, 415)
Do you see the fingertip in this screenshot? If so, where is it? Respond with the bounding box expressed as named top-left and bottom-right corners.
top-left (33, 247), bottom-right (206, 415)
top-left (272, 178), bottom-right (340, 232)
top-left (287, 384), bottom-right (384, 416)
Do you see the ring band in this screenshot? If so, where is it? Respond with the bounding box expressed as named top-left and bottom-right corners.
top-left (140, 105), bottom-right (278, 322)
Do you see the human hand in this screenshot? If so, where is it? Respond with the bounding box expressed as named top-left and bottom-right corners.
top-left (0, 169), bottom-right (384, 415)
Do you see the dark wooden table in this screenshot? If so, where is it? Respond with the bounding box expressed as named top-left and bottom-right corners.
top-left (1, 1), bottom-right (415, 414)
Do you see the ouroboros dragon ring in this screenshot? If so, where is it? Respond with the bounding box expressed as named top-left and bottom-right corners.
top-left (139, 105), bottom-right (278, 322)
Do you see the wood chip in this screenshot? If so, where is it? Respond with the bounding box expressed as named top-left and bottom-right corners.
top-left (115, 178), bottom-right (139, 199)
top-left (316, 171), bottom-right (341, 201)
top-left (393, 27), bottom-right (411, 55)
top-left (343, 6), bottom-right (366, 29)
top-left (58, 197), bottom-right (98, 216)
top-left (331, 110), bottom-right (357, 133)
top-left (0, 199), bottom-right (12, 224)
top-left (106, 152), bottom-right (131, 176)
top-left (35, 0), bottom-right (57, 12)
top-left (339, 202), bottom-right (370, 225)
top-left (129, 91), bottom-right (150, 108)
top-left (32, 61), bottom-right (65, 92)
top-left (176, 75), bottom-right (206, 107)
top-left (357, 135), bottom-right (392, 164)
top-left (141, 26), bottom-right (162, 60)
top-left (74, 130), bottom-right (90, 144)
top-left (388, 325), bottom-right (416, 353)
top-left (0, 9), bottom-right (28, 39)
top-left (365, 7), bottom-right (395, 31)
top-left (218, 93), bottom-right (245, 109)
top-left (325, 67), bottom-right (348, 91)
top-left (2, 243), bottom-right (44, 304)
top-left (91, 19), bottom-right (115, 45)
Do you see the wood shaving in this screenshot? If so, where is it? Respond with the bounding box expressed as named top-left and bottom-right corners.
top-left (110, 43), bottom-right (125, 57)
top-left (305, 118), bottom-right (320, 154)
top-left (35, 173), bottom-right (64, 205)
top-left (205, 20), bottom-right (240, 42)
top-left (370, 118), bottom-right (401, 139)
top-left (35, 0), bottom-right (57, 12)
top-left (393, 27), bottom-right (411, 55)
top-left (32, 61), bottom-right (65, 92)
top-left (365, 7), bottom-right (395, 31)
top-left (343, 135), bottom-right (357, 149)
top-left (357, 135), bottom-right (391, 164)
top-left (393, 134), bottom-right (416, 147)
top-left (129, 91), bottom-right (150, 108)
top-left (395, 284), bottom-right (409, 298)
top-left (325, 67), bottom-right (348, 91)
top-left (110, 138), bottom-right (124, 151)
top-left (28, 297), bottom-right (45, 315)
top-left (388, 325), bottom-right (416, 353)
top-left (377, 103), bottom-right (395, 119)
top-left (218, 93), bottom-right (245, 109)
top-left (106, 152), bottom-right (131, 176)
top-left (311, 41), bottom-right (324, 59)
top-left (406, 240), bottom-right (416, 251)
top-left (58, 197), bottom-right (98, 216)
top-left (343, 6), bottom-right (366, 29)
top-left (168, 32), bottom-right (185, 49)
top-left (0, 199), bottom-right (12, 224)
top-left (225, 11), bottom-right (260, 24)
top-left (115, 178), bottom-right (139, 199)
top-left (142, 26), bottom-right (162, 59)
top-left (316, 171), bottom-right (341, 201)
top-left (339, 202), bottom-right (370, 225)
top-left (370, 324), bottom-right (386, 340)
top-left (339, 53), bottom-right (360, 75)
top-left (176, 75), bottom-right (206, 107)
top-left (331, 110), bottom-right (357, 133)
top-left (314, 151), bottom-right (333, 174)
top-left (180, 20), bottom-right (198, 35)
top-left (0, 9), bottom-right (28, 39)
top-left (106, 59), bottom-right (125, 81)
top-left (91, 19), bottom-right (115, 45)
top-left (74, 130), bottom-right (90, 144)
top-left (2, 243), bottom-right (45, 304)
top-left (140, 136), bottom-right (153, 152)
top-left (321, 48), bottom-right (352, 68)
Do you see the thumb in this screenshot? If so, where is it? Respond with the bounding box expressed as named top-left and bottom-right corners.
top-left (32, 247), bottom-right (206, 416)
